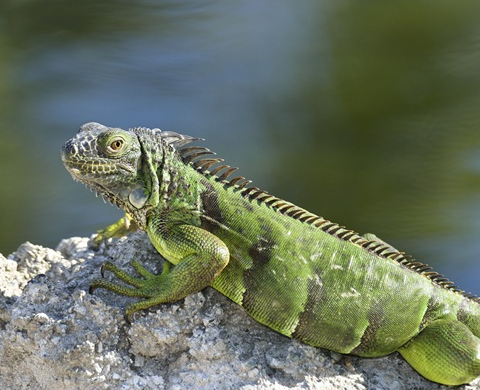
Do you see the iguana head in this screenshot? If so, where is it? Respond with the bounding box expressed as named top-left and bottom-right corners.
top-left (62, 122), bottom-right (199, 227)
top-left (61, 122), bottom-right (155, 216)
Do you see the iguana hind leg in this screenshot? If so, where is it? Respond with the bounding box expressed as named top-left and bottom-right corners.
top-left (398, 318), bottom-right (480, 385)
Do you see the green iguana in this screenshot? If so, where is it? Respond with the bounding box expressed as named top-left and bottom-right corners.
top-left (61, 122), bottom-right (480, 386)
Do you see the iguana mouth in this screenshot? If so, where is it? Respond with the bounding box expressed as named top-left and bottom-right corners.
top-left (62, 156), bottom-right (136, 179)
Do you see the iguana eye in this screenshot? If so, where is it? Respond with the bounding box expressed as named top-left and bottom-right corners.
top-left (108, 138), bottom-right (125, 153)
top-left (99, 130), bottom-right (131, 156)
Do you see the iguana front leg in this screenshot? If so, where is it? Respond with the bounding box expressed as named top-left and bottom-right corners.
top-left (90, 216), bottom-right (230, 318)
top-left (93, 214), bottom-right (138, 247)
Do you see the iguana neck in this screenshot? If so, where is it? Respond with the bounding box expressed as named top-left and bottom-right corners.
top-left (139, 140), bottom-right (203, 230)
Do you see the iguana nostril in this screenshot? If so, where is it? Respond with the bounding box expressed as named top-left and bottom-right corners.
top-left (61, 140), bottom-right (77, 159)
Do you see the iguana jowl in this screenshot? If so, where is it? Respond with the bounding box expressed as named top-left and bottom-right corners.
top-left (61, 122), bottom-right (480, 385)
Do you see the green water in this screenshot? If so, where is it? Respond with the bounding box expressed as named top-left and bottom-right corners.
top-left (1, 1), bottom-right (480, 294)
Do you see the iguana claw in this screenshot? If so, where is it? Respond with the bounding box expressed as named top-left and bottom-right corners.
top-left (88, 260), bottom-right (173, 315)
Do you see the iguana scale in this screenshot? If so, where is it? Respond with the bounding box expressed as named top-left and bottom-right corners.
top-left (61, 122), bottom-right (480, 385)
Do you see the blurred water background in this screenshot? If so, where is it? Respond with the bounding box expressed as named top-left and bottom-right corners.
top-left (1, 1), bottom-right (480, 294)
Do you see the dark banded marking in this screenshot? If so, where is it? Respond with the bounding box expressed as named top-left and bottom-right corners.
top-left (199, 178), bottom-right (223, 233)
top-left (291, 279), bottom-right (363, 352)
top-left (240, 233), bottom-right (306, 334)
top-left (247, 236), bottom-right (275, 266)
top-left (349, 308), bottom-right (385, 356)
top-left (458, 299), bottom-right (470, 323)
top-left (419, 295), bottom-right (443, 332)
top-left (291, 274), bottom-right (326, 342)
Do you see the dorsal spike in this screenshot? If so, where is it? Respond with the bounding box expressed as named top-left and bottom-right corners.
top-left (249, 190), bottom-right (269, 201)
top-left (289, 209), bottom-right (305, 217)
top-left (237, 180), bottom-right (252, 189)
top-left (326, 225), bottom-right (342, 234)
top-left (383, 251), bottom-right (399, 258)
top-left (183, 150), bottom-right (215, 163)
top-left (179, 146), bottom-right (213, 159)
top-left (162, 131), bottom-right (201, 147)
top-left (314, 220), bottom-right (328, 227)
top-left (361, 241), bottom-right (374, 248)
top-left (210, 164), bottom-right (230, 176)
top-left (407, 261), bottom-right (421, 267)
top-left (193, 158), bottom-right (224, 171)
top-left (440, 281), bottom-right (454, 286)
top-left (320, 222), bottom-right (335, 231)
top-left (278, 204), bottom-right (295, 212)
top-left (374, 245), bottom-right (390, 255)
top-left (228, 176), bottom-right (246, 186)
top-left (417, 266), bottom-right (433, 272)
top-left (218, 167), bottom-right (238, 181)
top-left (244, 186), bottom-right (260, 194)
top-left (173, 137), bottom-right (202, 147)
top-left (261, 195), bottom-right (277, 204)
top-left (299, 215), bottom-right (316, 223)
top-left (179, 146), bottom-right (211, 155)
top-left (338, 231), bottom-right (356, 241)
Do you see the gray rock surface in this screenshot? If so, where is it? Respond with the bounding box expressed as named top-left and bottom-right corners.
top-left (0, 232), bottom-right (478, 390)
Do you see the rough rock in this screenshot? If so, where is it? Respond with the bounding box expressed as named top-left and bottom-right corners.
top-left (0, 232), bottom-right (478, 390)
